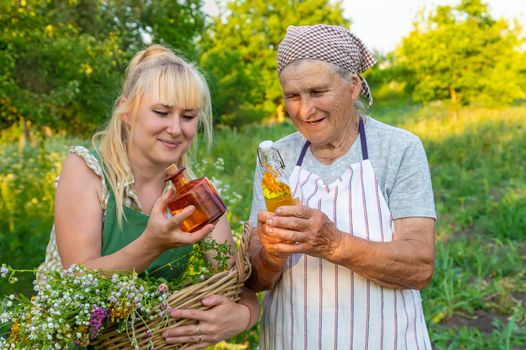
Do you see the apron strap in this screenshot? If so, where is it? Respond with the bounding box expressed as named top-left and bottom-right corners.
top-left (296, 139), bottom-right (310, 166)
top-left (358, 116), bottom-right (368, 160)
top-left (296, 116), bottom-right (368, 166)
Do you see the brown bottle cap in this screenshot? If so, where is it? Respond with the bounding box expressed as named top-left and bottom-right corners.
top-left (164, 164), bottom-right (186, 181)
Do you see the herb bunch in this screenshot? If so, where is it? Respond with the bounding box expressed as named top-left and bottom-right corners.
top-left (0, 238), bottom-right (232, 349)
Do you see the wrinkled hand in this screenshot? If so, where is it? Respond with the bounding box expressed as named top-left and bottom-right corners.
top-left (256, 210), bottom-right (290, 268)
top-left (259, 202), bottom-right (341, 260)
top-left (144, 188), bottom-right (214, 253)
top-left (163, 295), bottom-right (250, 350)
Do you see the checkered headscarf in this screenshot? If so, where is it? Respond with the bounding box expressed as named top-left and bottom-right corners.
top-left (278, 25), bottom-right (377, 105)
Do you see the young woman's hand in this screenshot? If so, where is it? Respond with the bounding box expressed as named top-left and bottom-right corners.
top-left (162, 294), bottom-right (251, 349)
top-left (143, 188), bottom-right (214, 253)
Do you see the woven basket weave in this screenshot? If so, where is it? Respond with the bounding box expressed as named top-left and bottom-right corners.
top-left (91, 223), bottom-right (252, 349)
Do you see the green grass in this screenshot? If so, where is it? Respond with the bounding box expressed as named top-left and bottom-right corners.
top-left (1, 104), bottom-right (525, 348)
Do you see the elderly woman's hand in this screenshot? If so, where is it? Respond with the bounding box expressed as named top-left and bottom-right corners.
top-left (260, 202), bottom-right (342, 260)
top-left (257, 210), bottom-right (291, 268)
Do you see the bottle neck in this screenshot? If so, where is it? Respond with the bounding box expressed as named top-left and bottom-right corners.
top-left (169, 170), bottom-right (191, 190)
top-left (258, 149), bottom-right (284, 172)
top-left (262, 162), bottom-right (281, 173)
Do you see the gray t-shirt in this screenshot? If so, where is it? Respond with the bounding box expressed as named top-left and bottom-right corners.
top-left (249, 115), bottom-right (436, 226)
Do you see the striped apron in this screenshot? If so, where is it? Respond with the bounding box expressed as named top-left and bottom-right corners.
top-left (260, 118), bottom-right (431, 349)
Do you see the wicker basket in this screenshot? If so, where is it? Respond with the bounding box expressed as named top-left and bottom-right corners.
top-left (92, 223), bottom-right (252, 349)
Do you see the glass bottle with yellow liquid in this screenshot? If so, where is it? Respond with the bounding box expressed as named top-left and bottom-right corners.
top-left (165, 164), bottom-right (226, 232)
top-left (257, 140), bottom-right (293, 212)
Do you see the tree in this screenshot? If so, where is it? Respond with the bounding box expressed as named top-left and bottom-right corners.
top-left (199, 0), bottom-right (349, 127)
top-left (0, 1), bottom-right (118, 136)
top-left (140, 0), bottom-right (206, 60)
top-left (395, 0), bottom-right (525, 106)
top-left (0, 0), bottom-right (206, 138)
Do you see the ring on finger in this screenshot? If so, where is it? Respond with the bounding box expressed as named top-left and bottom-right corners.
top-left (195, 323), bottom-right (201, 336)
top-left (198, 334), bottom-right (203, 343)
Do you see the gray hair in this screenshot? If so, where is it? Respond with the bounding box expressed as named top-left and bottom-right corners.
top-left (332, 65), bottom-right (368, 115)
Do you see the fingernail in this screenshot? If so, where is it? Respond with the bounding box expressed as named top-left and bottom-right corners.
top-left (276, 208), bottom-right (282, 214)
top-left (267, 218), bottom-right (273, 225)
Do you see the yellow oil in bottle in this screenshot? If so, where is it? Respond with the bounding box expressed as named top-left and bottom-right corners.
top-left (262, 169), bottom-right (293, 212)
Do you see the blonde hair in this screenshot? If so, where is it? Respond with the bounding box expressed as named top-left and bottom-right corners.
top-left (92, 44), bottom-right (213, 226)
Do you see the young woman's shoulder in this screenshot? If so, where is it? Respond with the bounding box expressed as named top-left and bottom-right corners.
top-left (54, 147), bottom-right (106, 268)
top-left (58, 146), bottom-right (104, 204)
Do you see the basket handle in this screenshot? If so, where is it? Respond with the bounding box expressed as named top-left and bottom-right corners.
top-left (233, 223), bottom-right (252, 284)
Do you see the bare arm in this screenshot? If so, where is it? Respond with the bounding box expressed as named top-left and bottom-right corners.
top-left (255, 204), bottom-right (435, 290)
top-left (245, 226), bottom-right (287, 292)
top-left (55, 154), bottom-right (212, 272)
top-left (328, 217), bottom-right (435, 289)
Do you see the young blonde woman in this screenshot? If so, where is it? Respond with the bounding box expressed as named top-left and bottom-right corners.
top-left (39, 44), bottom-right (259, 349)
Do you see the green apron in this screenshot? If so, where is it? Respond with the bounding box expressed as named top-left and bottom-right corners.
top-left (101, 187), bottom-right (192, 280)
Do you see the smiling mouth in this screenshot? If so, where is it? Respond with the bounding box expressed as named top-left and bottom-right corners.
top-left (159, 139), bottom-right (181, 148)
top-left (305, 117), bottom-right (326, 126)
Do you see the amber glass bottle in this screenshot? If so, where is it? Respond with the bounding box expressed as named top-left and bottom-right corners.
top-left (257, 140), bottom-right (293, 212)
top-left (165, 164), bottom-right (226, 232)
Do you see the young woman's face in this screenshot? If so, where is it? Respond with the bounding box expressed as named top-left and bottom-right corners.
top-left (126, 92), bottom-right (200, 167)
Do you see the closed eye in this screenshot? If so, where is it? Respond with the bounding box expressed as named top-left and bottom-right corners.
top-left (181, 108), bottom-right (198, 121)
top-left (285, 94), bottom-right (300, 101)
top-left (153, 110), bottom-right (169, 116)
top-left (311, 90), bottom-right (326, 97)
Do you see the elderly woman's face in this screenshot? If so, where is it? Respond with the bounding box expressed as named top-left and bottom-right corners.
top-left (279, 60), bottom-right (361, 148)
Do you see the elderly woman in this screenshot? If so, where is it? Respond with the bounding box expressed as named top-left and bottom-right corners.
top-left (246, 25), bottom-right (436, 349)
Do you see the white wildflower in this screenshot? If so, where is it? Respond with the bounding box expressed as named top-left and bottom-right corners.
top-left (0, 312), bottom-right (11, 323)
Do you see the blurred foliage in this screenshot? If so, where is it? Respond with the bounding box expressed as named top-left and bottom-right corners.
top-left (362, 50), bottom-right (412, 103)
top-left (198, 0), bottom-right (349, 127)
top-left (376, 104), bottom-right (526, 348)
top-left (394, 0), bottom-right (525, 106)
top-left (1, 0), bottom-right (525, 135)
top-left (0, 0), bottom-right (206, 137)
